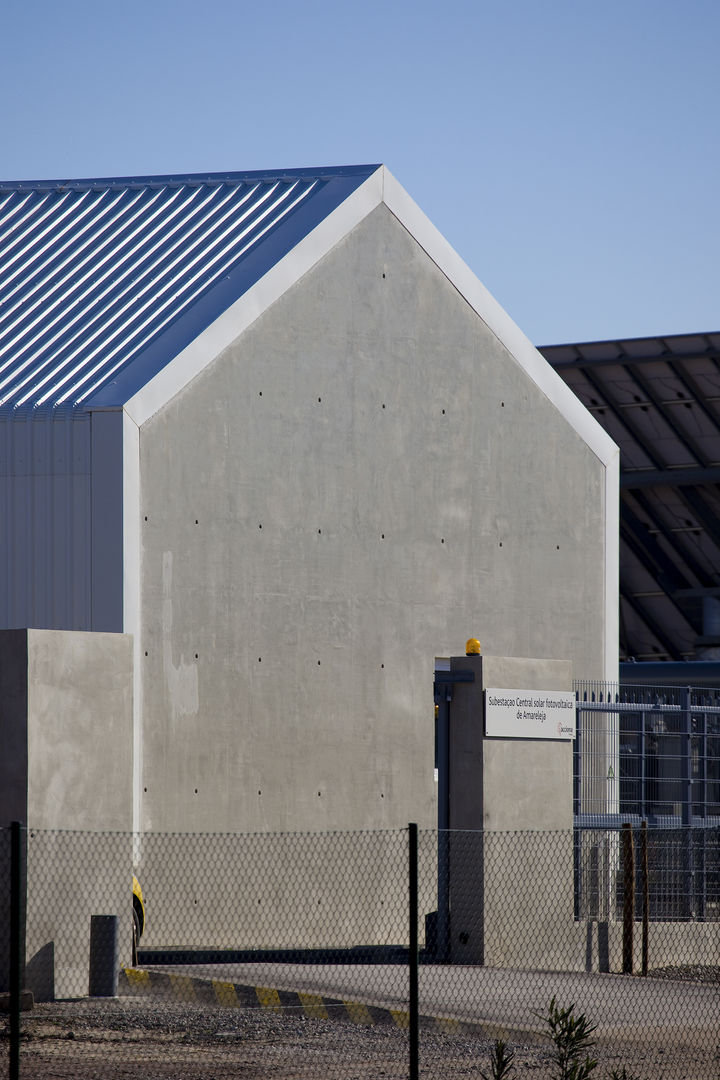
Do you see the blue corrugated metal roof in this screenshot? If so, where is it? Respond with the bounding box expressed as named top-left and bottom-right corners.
top-left (0, 165), bottom-right (380, 416)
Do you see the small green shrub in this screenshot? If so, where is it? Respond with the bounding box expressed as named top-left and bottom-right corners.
top-left (538, 996), bottom-right (598, 1080)
top-left (479, 1038), bottom-right (516, 1080)
top-left (480, 999), bottom-right (649, 1080)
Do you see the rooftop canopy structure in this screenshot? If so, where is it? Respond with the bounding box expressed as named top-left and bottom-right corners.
top-left (541, 332), bottom-right (720, 664)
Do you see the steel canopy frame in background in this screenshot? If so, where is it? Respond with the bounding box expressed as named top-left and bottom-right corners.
top-left (541, 331), bottom-right (720, 663)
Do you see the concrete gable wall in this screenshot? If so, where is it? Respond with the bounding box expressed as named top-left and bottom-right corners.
top-left (138, 204), bottom-right (609, 833)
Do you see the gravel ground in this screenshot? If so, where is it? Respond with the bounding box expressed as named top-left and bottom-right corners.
top-left (649, 965), bottom-right (720, 984)
top-left (1, 971), bottom-right (719, 1080)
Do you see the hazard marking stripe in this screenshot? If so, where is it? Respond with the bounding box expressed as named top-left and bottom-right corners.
top-left (167, 974), bottom-right (196, 1001)
top-left (256, 986), bottom-right (282, 1012)
top-left (121, 970), bottom-right (531, 1040)
top-left (433, 1016), bottom-right (462, 1034)
top-left (213, 980), bottom-right (238, 1007)
top-left (343, 1000), bottom-right (373, 1025)
top-left (123, 968), bottom-right (151, 992)
top-left (298, 992), bottom-right (328, 1020)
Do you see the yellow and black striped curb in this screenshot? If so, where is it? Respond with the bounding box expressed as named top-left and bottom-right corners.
top-left (119, 967), bottom-right (541, 1044)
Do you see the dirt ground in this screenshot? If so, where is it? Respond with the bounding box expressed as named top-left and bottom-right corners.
top-left (3, 994), bottom-right (719, 1080)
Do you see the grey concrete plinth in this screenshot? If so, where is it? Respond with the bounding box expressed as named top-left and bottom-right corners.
top-left (89, 916), bottom-right (119, 997)
top-left (445, 654), bottom-right (578, 968)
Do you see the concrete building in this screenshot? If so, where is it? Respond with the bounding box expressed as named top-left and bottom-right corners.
top-left (0, 165), bottom-right (619, 838)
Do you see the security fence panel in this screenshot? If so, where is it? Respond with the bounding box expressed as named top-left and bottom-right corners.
top-left (416, 828), bottom-right (719, 1080)
top-left (5, 827), bottom-right (415, 1080)
top-left (1, 824), bottom-right (719, 1079)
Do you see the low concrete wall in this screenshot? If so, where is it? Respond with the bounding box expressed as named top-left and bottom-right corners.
top-left (0, 629), bottom-right (134, 998)
top-left (605, 919), bottom-right (720, 973)
top-left (134, 829), bottom-right (415, 951)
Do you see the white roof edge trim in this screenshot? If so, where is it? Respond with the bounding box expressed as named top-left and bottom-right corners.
top-left (380, 168), bottom-right (618, 470)
top-left (604, 448), bottom-right (620, 684)
top-left (123, 168), bottom-right (384, 426)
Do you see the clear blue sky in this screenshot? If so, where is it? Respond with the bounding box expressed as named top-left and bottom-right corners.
top-left (2, 0), bottom-right (718, 345)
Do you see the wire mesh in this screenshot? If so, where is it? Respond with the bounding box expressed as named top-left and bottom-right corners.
top-left (0, 825), bottom-right (718, 1079)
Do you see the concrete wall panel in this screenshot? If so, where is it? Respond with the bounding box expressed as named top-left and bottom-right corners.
top-left (25, 629), bottom-right (133, 831)
top-left (139, 205), bottom-right (609, 834)
top-left (0, 629), bottom-right (134, 998)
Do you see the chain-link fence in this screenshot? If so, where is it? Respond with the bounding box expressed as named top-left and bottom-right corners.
top-left (2, 823), bottom-right (719, 1079)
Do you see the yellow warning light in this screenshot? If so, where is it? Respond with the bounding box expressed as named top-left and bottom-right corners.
top-left (465, 638), bottom-right (481, 656)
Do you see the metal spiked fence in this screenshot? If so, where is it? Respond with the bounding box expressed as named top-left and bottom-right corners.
top-left (2, 823), bottom-right (719, 1079)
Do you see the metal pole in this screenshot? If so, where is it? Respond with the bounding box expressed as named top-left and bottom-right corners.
top-left (10, 820), bottom-right (22, 1080)
top-left (681, 687), bottom-right (692, 827)
top-left (573, 697), bottom-right (580, 817)
top-left (621, 822), bottom-right (635, 974)
top-left (640, 709), bottom-right (647, 821)
top-left (681, 687), bottom-right (693, 919)
top-left (641, 821), bottom-right (649, 976)
top-left (408, 822), bottom-right (419, 1080)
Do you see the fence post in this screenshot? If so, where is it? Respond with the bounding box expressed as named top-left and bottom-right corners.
top-left (10, 820), bottom-right (23, 1080)
top-left (408, 822), bottom-right (419, 1080)
top-left (681, 686), bottom-right (693, 919)
top-left (621, 822), bottom-right (634, 974)
top-left (640, 821), bottom-right (649, 976)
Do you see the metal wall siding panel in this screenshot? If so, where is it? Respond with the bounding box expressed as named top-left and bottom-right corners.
top-left (0, 416), bottom-right (91, 630)
top-left (90, 410), bottom-right (124, 632)
top-left (0, 167), bottom-right (378, 415)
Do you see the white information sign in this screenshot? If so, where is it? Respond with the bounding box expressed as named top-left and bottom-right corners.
top-left (484, 688), bottom-right (575, 740)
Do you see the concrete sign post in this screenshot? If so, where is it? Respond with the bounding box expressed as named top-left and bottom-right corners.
top-left (439, 653), bottom-right (575, 966)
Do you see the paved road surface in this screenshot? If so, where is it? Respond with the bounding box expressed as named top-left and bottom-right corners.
top-left (155, 963), bottom-right (719, 1044)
